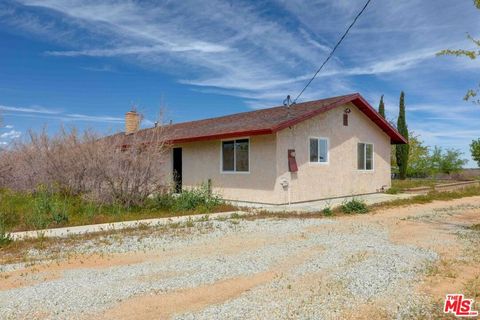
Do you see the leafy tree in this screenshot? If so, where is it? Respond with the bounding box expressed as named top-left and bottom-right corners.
top-left (393, 130), bottom-right (468, 178)
top-left (395, 91), bottom-right (409, 179)
top-left (378, 95), bottom-right (385, 118)
top-left (441, 149), bottom-right (467, 174)
top-left (437, 1), bottom-right (480, 104)
top-left (406, 133), bottom-right (430, 178)
top-left (430, 146), bottom-right (467, 176)
top-left (471, 138), bottom-right (480, 167)
top-left (429, 146), bottom-right (443, 177)
top-left (391, 131), bottom-right (431, 178)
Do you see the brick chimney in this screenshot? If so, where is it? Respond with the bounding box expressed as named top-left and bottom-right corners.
top-left (125, 110), bottom-right (140, 135)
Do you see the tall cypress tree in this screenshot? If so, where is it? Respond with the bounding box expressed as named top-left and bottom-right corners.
top-left (378, 95), bottom-right (385, 118)
top-left (396, 91), bottom-right (409, 180)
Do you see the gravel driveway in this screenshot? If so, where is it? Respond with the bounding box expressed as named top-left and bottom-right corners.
top-left (1, 197), bottom-right (479, 319)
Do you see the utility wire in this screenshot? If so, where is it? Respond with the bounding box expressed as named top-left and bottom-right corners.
top-left (293, 0), bottom-right (373, 103)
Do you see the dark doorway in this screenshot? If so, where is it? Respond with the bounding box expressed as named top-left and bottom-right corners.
top-left (173, 147), bottom-right (182, 193)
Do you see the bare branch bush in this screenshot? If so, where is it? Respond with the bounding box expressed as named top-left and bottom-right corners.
top-left (0, 126), bottom-right (169, 207)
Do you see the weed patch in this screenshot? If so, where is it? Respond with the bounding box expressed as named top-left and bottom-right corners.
top-left (322, 207), bottom-right (333, 216)
top-left (391, 179), bottom-right (451, 191)
top-left (371, 186), bottom-right (480, 211)
top-left (385, 187), bottom-right (400, 194)
top-left (469, 224), bottom-right (480, 231)
top-left (151, 183), bottom-right (223, 212)
top-left (0, 212), bottom-right (12, 247)
top-left (0, 184), bottom-right (234, 233)
top-left (341, 198), bottom-right (369, 214)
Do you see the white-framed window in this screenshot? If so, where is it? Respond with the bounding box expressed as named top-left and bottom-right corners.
top-left (357, 142), bottom-right (374, 170)
top-left (221, 138), bottom-right (249, 173)
top-left (309, 137), bottom-right (329, 163)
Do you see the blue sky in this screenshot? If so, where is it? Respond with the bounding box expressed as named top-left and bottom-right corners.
top-left (0, 0), bottom-right (479, 167)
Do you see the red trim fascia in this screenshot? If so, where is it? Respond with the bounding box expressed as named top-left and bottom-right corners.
top-left (271, 94), bottom-right (358, 132)
top-left (353, 95), bottom-right (407, 144)
top-left (168, 128), bottom-right (274, 144)
top-left (271, 93), bottom-right (407, 145)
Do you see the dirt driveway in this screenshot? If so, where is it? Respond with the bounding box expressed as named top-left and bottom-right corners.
top-left (1, 197), bottom-right (479, 319)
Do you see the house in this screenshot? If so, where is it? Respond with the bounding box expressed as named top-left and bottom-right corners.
top-left (122, 93), bottom-right (407, 205)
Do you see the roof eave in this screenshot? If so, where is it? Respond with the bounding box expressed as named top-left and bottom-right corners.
top-left (161, 93), bottom-right (407, 145)
top-left (168, 128), bottom-right (274, 144)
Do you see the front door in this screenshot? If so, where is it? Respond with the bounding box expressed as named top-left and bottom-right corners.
top-left (173, 147), bottom-right (182, 193)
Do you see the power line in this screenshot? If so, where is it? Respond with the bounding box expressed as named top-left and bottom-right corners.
top-left (292, 0), bottom-right (373, 103)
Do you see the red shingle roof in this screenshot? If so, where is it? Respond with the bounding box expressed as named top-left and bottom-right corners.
top-left (123, 93), bottom-right (407, 145)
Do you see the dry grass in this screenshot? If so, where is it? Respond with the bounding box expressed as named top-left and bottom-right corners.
top-left (464, 274), bottom-right (480, 302)
top-left (391, 179), bottom-right (453, 191)
top-left (2, 182), bottom-right (480, 268)
top-left (0, 214), bottom-right (219, 265)
top-left (243, 186), bottom-right (480, 222)
top-left (372, 186), bottom-right (480, 211)
top-left (470, 223), bottom-right (480, 231)
top-left (0, 128), bottom-right (239, 235)
top-left (0, 127), bottom-right (168, 207)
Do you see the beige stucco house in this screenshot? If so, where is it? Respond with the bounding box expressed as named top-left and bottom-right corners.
top-left (123, 93), bottom-right (406, 205)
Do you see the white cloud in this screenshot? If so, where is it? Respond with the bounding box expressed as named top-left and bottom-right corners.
top-left (46, 42), bottom-right (229, 57)
top-left (3, 0), bottom-right (480, 165)
top-left (0, 130), bottom-right (21, 139)
top-left (0, 102), bottom-right (124, 124)
top-left (0, 104), bottom-right (60, 114)
top-left (7, 0), bottom-right (475, 108)
top-left (8, 0), bottom-right (346, 104)
top-left (61, 113), bottom-right (123, 123)
top-left (81, 64), bottom-right (117, 73)
top-left (5, 125), bottom-right (13, 129)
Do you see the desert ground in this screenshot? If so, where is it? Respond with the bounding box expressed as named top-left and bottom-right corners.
top-left (1, 197), bottom-right (479, 319)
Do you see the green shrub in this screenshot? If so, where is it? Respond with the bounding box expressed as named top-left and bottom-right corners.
top-left (33, 187), bottom-right (53, 216)
top-left (82, 201), bottom-right (99, 220)
top-left (28, 188), bottom-right (54, 229)
top-left (0, 212), bottom-right (12, 247)
top-left (0, 230), bottom-right (12, 246)
top-left (173, 184), bottom-right (222, 211)
top-left (152, 183), bottom-right (223, 212)
top-left (322, 207), bottom-right (333, 216)
top-left (152, 193), bottom-right (176, 211)
top-left (0, 182), bottom-right (228, 232)
top-left (341, 198), bottom-right (369, 214)
top-left (0, 190), bottom-right (21, 230)
top-left (385, 187), bottom-right (400, 194)
top-left (51, 201), bottom-right (69, 225)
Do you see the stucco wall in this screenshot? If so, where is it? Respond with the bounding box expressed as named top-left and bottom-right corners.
top-left (165, 102), bottom-right (392, 204)
top-left (172, 134), bottom-right (281, 203)
top-left (275, 102), bottom-right (391, 203)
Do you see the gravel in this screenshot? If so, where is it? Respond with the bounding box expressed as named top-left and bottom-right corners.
top-left (0, 217), bottom-right (438, 319)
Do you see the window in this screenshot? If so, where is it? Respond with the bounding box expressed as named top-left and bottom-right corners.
top-left (222, 139), bottom-right (249, 172)
top-left (357, 142), bottom-right (374, 170)
top-left (222, 141), bottom-right (234, 171)
top-left (343, 113), bottom-right (349, 126)
top-left (309, 138), bottom-right (329, 163)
